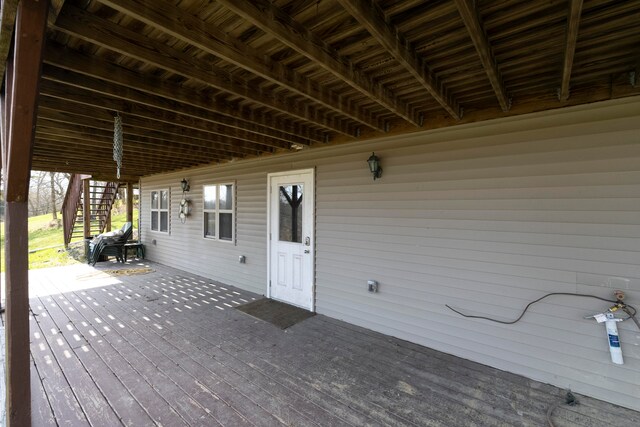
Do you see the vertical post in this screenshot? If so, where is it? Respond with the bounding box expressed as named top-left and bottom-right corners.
top-left (106, 211), bottom-right (111, 232)
top-left (126, 182), bottom-right (133, 224)
top-left (4, 201), bottom-right (29, 426)
top-left (3, 1), bottom-right (49, 425)
top-left (83, 178), bottom-right (90, 238)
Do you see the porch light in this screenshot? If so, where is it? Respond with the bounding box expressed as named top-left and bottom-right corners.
top-left (367, 152), bottom-right (382, 180)
top-left (180, 178), bottom-right (190, 192)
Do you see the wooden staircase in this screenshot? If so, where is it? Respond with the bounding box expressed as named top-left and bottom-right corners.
top-left (62, 174), bottom-right (121, 246)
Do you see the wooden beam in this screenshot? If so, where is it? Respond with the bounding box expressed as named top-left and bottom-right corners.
top-left (37, 85), bottom-right (288, 152)
top-left (336, 0), bottom-right (461, 121)
top-left (0, 0), bottom-right (18, 82)
top-left (559, 0), bottom-right (584, 102)
top-left (97, 0), bottom-right (385, 132)
top-left (54, 4), bottom-right (355, 137)
top-left (4, 2), bottom-right (48, 425)
top-left (453, 0), bottom-right (510, 112)
top-left (39, 69), bottom-right (295, 150)
top-left (41, 48), bottom-right (322, 144)
top-left (126, 182), bottom-right (133, 224)
top-left (216, 0), bottom-right (421, 128)
top-left (83, 177), bottom-right (91, 238)
top-left (37, 107), bottom-right (266, 157)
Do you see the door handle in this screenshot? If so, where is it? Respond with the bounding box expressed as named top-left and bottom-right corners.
top-left (304, 236), bottom-right (310, 246)
top-left (304, 250), bottom-right (310, 254)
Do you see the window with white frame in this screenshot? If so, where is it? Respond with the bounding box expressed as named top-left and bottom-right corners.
top-left (203, 183), bottom-right (235, 242)
top-left (150, 189), bottom-right (169, 233)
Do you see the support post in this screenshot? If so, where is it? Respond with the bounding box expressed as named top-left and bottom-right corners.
top-left (83, 178), bottom-right (90, 238)
top-left (2, 1), bottom-right (49, 425)
top-left (126, 182), bottom-right (133, 224)
top-left (106, 211), bottom-right (111, 232)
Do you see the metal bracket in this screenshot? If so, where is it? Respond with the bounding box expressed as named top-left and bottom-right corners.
top-left (630, 71), bottom-right (637, 88)
top-left (355, 127), bottom-right (361, 138)
top-left (418, 113), bottom-right (425, 127)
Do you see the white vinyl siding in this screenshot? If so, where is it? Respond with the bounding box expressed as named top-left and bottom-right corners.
top-left (140, 97), bottom-right (640, 412)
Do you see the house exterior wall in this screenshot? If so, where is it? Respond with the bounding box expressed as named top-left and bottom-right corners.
top-left (141, 97), bottom-right (640, 411)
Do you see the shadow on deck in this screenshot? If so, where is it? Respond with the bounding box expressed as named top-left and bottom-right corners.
top-left (12, 261), bottom-right (639, 426)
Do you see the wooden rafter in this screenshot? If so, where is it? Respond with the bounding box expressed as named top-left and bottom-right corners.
top-left (336, 0), bottom-right (461, 121)
top-left (54, 4), bottom-right (354, 137)
top-left (40, 61), bottom-right (309, 147)
top-left (43, 43), bottom-right (324, 144)
top-left (96, 0), bottom-right (384, 133)
top-left (0, 0), bottom-right (18, 82)
top-left (37, 109), bottom-right (258, 156)
top-left (216, 0), bottom-right (422, 128)
top-left (38, 80), bottom-right (291, 151)
top-left (454, 0), bottom-right (510, 112)
top-left (560, 0), bottom-right (584, 102)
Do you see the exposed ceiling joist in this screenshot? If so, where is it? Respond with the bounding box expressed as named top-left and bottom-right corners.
top-left (336, 0), bottom-right (461, 121)
top-left (216, 0), bottom-right (422, 128)
top-left (43, 43), bottom-right (324, 144)
top-left (560, 0), bottom-right (584, 102)
top-left (38, 80), bottom-right (291, 151)
top-left (54, 4), bottom-right (355, 137)
top-left (454, 0), bottom-right (510, 112)
top-left (36, 113), bottom-right (258, 158)
top-left (96, 0), bottom-right (385, 133)
top-left (0, 0), bottom-right (18, 82)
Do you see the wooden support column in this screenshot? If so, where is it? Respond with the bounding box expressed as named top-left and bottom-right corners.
top-left (83, 178), bottom-right (90, 238)
top-left (106, 211), bottom-right (111, 232)
top-left (2, 1), bottom-right (49, 426)
top-left (126, 182), bottom-right (133, 223)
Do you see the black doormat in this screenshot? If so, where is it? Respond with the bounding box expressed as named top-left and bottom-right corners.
top-left (236, 298), bottom-right (315, 329)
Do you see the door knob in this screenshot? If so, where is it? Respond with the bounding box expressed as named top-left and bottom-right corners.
top-left (304, 250), bottom-right (310, 254)
top-left (304, 236), bottom-right (310, 246)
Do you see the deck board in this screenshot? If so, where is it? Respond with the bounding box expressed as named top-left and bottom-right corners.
top-left (15, 261), bottom-right (639, 427)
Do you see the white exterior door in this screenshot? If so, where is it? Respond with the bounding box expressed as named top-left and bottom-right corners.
top-left (268, 169), bottom-right (315, 311)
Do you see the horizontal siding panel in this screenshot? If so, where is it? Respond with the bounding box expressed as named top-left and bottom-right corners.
top-left (318, 223), bottom-right (640, 251)
top-left (140, 98), bottom-right (640, 411)
top-left (320, 216), bottom-right (640, 238)
top-left (317, 237), bottom-right (640, 274)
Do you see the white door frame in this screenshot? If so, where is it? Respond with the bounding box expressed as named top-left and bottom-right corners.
top-left (266, 168), bottom-right (315, 311)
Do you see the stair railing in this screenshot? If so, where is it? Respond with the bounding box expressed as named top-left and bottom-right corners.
top-left (62, 174), bottom-right (85, 247)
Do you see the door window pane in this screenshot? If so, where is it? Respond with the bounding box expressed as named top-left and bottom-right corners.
top-left (279, 184), bottom-right (303, 243)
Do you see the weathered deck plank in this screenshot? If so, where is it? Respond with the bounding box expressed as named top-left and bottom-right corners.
top-left (24, 262), bottom-right (640, 427)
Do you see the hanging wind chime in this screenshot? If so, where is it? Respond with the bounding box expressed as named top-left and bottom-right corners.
top-left (113, 112), bottom-right (123, 179)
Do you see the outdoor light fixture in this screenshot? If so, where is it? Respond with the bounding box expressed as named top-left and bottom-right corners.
top-left (367, 152), bottom-right (382, 180)
top-left (179, 179), bottom-right (191, 223)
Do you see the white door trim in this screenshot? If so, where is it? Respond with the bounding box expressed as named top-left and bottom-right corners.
top-left (266, 168), bottom-right (315, 311)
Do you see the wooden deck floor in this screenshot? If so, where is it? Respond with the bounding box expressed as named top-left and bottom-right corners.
top-left (7, 261), bottom-right (639, 426)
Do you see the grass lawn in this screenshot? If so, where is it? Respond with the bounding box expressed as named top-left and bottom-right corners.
top-left (0, 206), bottom-right (138, 270)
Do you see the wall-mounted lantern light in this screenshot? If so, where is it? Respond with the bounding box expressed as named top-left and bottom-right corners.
top-left (367, 152), bottom-right (382, 180)
top-left (179, 179), bottom-right (191, 223)
top-left (180, 178), bottom-right (190, 192)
